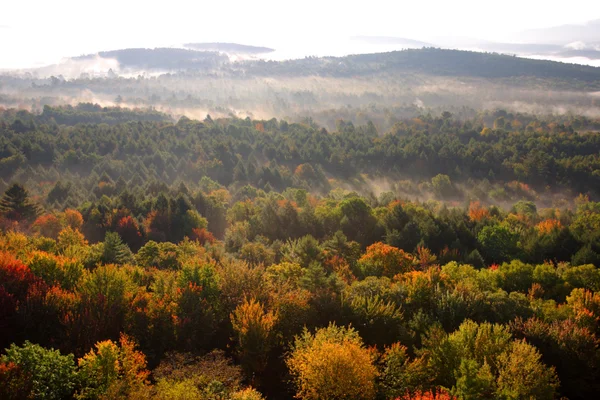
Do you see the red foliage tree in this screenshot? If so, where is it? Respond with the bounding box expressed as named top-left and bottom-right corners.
top-left (32, 214), bottom-right (62, 239)
top-left (190, 228), bottom-right (216, 245)
top-left (0, 252), bottom-right (39, 350)
top-left (0, 361), bottom-right (32, 400)
top-left (116, 216), bottom-right (143, 251)
top-left (145, 210), bottom-right (169, 242)
top-left (0, 252), bottom-right (37, 298)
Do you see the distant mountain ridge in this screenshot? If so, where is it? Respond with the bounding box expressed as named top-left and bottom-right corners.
top-left (242, 48), bottom-right (600, 85)
top-left (74, 48), bottom-right (227, 70)
top-left (41, 47), bottom-right (600, 90)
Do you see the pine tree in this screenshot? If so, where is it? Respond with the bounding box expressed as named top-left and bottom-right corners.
top-left (0, 183), bottom-right (40, 222)
top-left (101, 232), bottom-right (134, 265)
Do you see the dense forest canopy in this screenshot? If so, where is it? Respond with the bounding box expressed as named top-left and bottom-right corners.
top-left (1, 100), bottom-right (600, 399)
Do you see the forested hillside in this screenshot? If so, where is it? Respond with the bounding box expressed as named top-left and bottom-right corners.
top-left (1, 104), bottom-right (600, 399)
top-left (245, 48), bottom-right (600, 84)
top-left (74, 48), bottom-right (228, 71)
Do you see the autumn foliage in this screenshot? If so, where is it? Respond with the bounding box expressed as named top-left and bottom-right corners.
top-left (536, 218), bottom-right (562, 234)
top-left (468, 201), bottom-right (489, 222)
top-left (230, 298), bottom-right (277, 379)
top-left (397, 390), bottom-right (456, 400)
top-left (358, 242), bottom-right (414, 277)
top-left (32, 214), bottom-right (62, 239)
top-left (286, 324), bottom-right (378, 400)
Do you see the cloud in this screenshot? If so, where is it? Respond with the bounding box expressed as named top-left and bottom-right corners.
top-left (0, 25), bottom-right (11, 29)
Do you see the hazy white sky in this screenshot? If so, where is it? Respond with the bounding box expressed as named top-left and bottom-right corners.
top-left (1, 0), bottom-right (599, 68)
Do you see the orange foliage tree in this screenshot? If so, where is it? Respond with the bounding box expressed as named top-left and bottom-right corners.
top-left (62, 209), bottom-right (83, 231)
top-left (536, 219), bottom-right (562, 235)
top-left (358, 242), bottom-right (414, 277)
top-left (32, 214), bottom-right (63, 239)
top-left (468, 201), bottom-right (489, 222)
top-left (190, 228), bottom-right (216, 245)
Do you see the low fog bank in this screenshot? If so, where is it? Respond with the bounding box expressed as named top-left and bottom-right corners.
top-left (2, 48), bottom-right (600, 131)
top-left (1, 68), bottom-right (599, 132)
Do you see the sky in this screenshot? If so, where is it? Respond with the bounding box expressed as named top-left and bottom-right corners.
top-left (1, 0), bottom-right (600, 68)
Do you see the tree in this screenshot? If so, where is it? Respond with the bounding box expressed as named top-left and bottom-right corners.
top-left (397, 389), bottom-right (456, 400)
top-left (282, 235), bottom-right (322, 267)
top-left (477, 224), bottom-right (520, 264)
top-left (0, 361), bottom-right (32, 400)
top-left (1, 341), bottom-right (77, 400)
top-left (423, 320), bottom-right (558, 400)
top-left (357, 242), bottom-right (414, 278)
top-left (101, 232), bottom-right (134, 265)
top-left (379, 343), bottom-right (432, 398)
top-left (230, 298), bottom-right (277, 380)
top-left (231, 387), bottom-right (266, 400)
top-left (338, 197), bottom-right (381, 246)
top-left (32, 214), bottom-right (63, 239)
top-left (452, 359), bottom-right (495, 400)
top-left (0, 183), bottom-right (40, 223)
top-left (286, 324), bottom-right (377, 400)
top-left (46, 181), bottom-right (71, 205)
top-left (77, 334), bottom-right (149, 399)
top-left (57, 226), bottom-right (87, 250)
top-left (346, 294), bottom-right (404, 346)
top-left (496, 340), bottom-right (559, 400)
top-left (115, 216), bottom-right (143, 251)
top-left (512, 317), bottom-right (600, 399)
top-left (431, 174), bottom-right (455, 199)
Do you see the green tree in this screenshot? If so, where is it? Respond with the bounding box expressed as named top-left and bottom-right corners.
top-left (0, 183), bottom-right (40, 222)
top-left (1, 341), bottom-right (78, 400)
top-left (496, 340), bottom-right (559, 400)
top-left (452, 359), bottom-right (495, 399)
top-left (431, 174), bottom-right (455, 199)
top-left (477, 224), bottom-right (520, 264)
top-left (101, 232), bottom-right (134, 265)
top-left (379, 343), bottom-right (432, 398)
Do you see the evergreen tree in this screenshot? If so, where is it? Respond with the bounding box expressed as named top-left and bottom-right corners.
top-left (0, 183), bottom-right (40, 222)
top-left (101, 232), bottom-right (134, 265)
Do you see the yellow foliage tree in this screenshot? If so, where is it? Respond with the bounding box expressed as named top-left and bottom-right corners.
top-left (231, 387), bottom-right (266, 400)
top-left (286, 324), bottom-right (377, 400)
top-left (230, 298), bottom-right (277, 380)
top-left (57, 226), bottom-right (88, 250)
top-left (77, 334), bottom-right (149, 399)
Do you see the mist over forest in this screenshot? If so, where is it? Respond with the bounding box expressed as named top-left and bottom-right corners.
top-left (2, 47), bottom-right (600, 132)
top-left (2, 14), bottom-right (600, 400)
